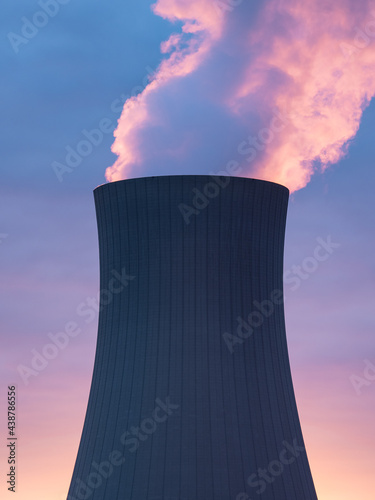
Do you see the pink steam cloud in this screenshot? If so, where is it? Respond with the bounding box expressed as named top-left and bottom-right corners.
top-left (106, 0), bottom-right (375, 192)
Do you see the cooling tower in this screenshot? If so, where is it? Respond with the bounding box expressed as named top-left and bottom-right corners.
top-left (67, 175), bottom-right (318, 500)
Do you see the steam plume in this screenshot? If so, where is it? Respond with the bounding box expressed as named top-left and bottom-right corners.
top-left (106, 0), bottom-right (375, 192)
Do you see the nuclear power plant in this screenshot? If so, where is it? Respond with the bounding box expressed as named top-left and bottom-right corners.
top-left (67, 175), bottom-right (318, 500)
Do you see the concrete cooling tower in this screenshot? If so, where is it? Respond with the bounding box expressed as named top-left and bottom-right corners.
top-left (67, 175), bottom-right (318, 500)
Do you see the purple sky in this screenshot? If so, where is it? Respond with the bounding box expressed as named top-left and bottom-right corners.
top-left (1, 1), bottom-right (375, 499)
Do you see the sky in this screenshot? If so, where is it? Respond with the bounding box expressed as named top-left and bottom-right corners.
top-left (0, 0), bottom-right (375, 499)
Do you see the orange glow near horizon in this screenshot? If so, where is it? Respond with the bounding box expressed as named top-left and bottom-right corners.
top-left (2, 358), bottom-right (374, 499)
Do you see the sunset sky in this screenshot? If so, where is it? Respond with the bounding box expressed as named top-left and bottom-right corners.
top-left (1, 0), bottom-right (375, 499)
